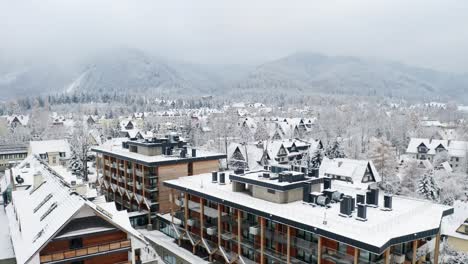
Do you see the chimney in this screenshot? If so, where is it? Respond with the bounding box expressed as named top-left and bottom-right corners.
top-left (211, 171), bottom-right (218, 183)
top-left (356, 204), bottom-right (367, 221)
top-left (323, 177), bottom-right (332, 190)
top-left (33, 171), bottom-right (43, 190)
top-left (219, 173), bottom-right (225, 185)
top-left (192, 149), bottom-right (197, 157)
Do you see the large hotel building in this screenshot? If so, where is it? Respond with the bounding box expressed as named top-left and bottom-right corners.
top-left (162, 167), bottom-right (453, 264)
top-left (92, 134), bottom-right (226, 229)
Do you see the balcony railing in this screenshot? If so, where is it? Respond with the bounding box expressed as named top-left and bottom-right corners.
top-left (40, 240), bottom-right (131, 263)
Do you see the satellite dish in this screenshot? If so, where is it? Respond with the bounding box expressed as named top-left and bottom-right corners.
top-left (15, 175), bottom-right (25, 184)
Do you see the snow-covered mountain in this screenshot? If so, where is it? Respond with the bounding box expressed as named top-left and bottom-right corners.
top-left (234, 52), bottom-right (468, 101)
top-left (0, 50), bottom-right (467, 102)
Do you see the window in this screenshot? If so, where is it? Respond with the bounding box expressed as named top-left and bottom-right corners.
top-left (267, 189), bottom-right (275, 194)
top-left (70, 238), bottom-right (83, 249)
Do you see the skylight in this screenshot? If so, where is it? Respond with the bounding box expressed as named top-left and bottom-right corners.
top-left (40, 202), bottom-right (58, 221)
top-left (33, 193), bottom-right (53, 213)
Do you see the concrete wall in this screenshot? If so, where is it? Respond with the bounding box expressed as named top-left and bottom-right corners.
top-left (252, 186), bottom-right (303, 204)
top-left (137, 146), bottom-right (162, 156)
top-left (448, 236), bottom-right (468, 252)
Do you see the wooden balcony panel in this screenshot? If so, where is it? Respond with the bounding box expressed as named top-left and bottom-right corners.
top-left (120, 240), bottom-right (131, 248)
top-left (98, 244), bottom-right (110, 252)
top-left (88, 246), bottom-right (99, 254)
top-left (51, 253), bottom-right (64, 261)
top-left (40, 255), bottom-right (52, 262)
top-left (75, 249), bottom-right (88, 256)
top-left (109, 242), bottom-right (121, 250)
top-left (63, 250), bottom-right (76, 258)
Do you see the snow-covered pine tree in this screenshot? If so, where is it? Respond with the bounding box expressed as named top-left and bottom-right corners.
top-left (228, 147), bottom-right (249, 170)
top-left (68, 152), bottom-right (83, 176)
top-left (417, 169), bottom-right (440, 201)
top-left (310, 148), bottom-right (324, 169)
top-left (324, 140), bottom-right (345, 159)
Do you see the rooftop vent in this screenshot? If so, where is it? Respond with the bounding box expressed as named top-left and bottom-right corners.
top-left (263, 172), bottom-right (270, 178)
top-left (356, 204), bottom-right (367, 221)
top-left (211, 171), bottom-right (218, 183)
top-left (15, 175), bottom-right (25, 184)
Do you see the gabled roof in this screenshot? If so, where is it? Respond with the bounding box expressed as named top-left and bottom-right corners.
top-left (319, 158), bottom-right (381, 189)
top-left (407, 138), bottom-right (468, 157)
top-left (3, 156), bottom-right (146, 264)
top-left (29, 140), bottom-right (71, 157)
top-left (5, 115), bottom-right (29, 126)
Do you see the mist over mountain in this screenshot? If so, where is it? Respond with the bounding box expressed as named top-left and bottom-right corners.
top-left (0, 49), bottom-right (467, 102)
top-left (234, 52), bottom-right (468, 102)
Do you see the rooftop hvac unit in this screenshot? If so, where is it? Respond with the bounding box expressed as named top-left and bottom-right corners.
top-left (332, 191), bottom-right (344, 202)
top-left (219, 173), bottom-right (225, 185)
top-left (302, 182), bottom-right (312, 203)
top-left (187, 219), bottom-right (197, 227)
top-left (316, 195), bottom-right (330, 207)
top-left (356, 204), bottom-right (367, 221)
top-left (234, 169), bottom-right (244, 175)
top-left (324, 177), bottom-right (332, 190)
top-left (262, 173), bottom-right (270, 178)
top-left (356, 194), bottom-right (365, 205)
top-left (207, 226), bottom-right (217, 236)
top-left (339, 196), bottom-right (353, 217)
top-left (382, 194), bottom-right (393, 211)
top-left (192, 149), bottom-right (197, 157)
top-left (211, 171), bottom-right (218, 183)
top-left (249, 225), bottom-right (260, 235)
top-left (365, 188), bottom-right (379, 208)
top-left (323, 189), bottom-right (335, 201)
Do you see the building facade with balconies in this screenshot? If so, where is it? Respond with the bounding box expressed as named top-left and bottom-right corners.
top-left (92, 134), bottom-right (226, 229)
top-left (162, 168), bottom-right (453, 264)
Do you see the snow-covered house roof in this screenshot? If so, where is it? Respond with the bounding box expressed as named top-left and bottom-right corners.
top-left (319, 158), bottom-right (381, 189)
top-left (406, 138), bottom-right (468, 157)
top-left (227, 142), bottom-right (265, 171)
top-left (29, 140), bottom-right (71, 158)
top-left (2, 156), bottom-right (147, 264)
top-left (4, 115), bottom-right (29, 126)
top-left (442, 200), bottom-right (468, 241)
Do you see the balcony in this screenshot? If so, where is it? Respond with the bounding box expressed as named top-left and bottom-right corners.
top-left (40, 240), bottom-right (131, 263)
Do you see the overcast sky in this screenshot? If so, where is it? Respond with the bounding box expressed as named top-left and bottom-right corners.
top-left (1, 0), bottom-right (467, 73)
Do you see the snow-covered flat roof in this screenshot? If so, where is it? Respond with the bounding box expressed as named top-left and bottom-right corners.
top-left (165, 172), bottom-right (453, 254)
top-left (92, 144), bottom-right (226, 166)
